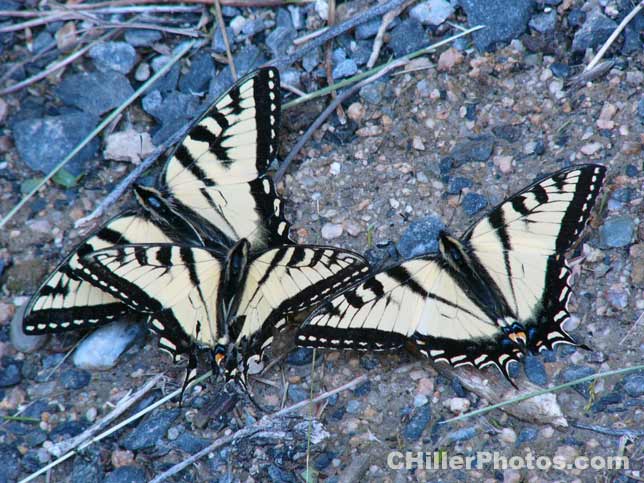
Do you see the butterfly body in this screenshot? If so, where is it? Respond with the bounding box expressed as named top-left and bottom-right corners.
top-left (297, 164), bottom-right (607, 380)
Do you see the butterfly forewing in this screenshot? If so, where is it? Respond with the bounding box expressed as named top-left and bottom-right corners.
top-left (161, 67), bottom-right (290, 250)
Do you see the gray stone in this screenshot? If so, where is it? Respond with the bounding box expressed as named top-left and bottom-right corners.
top-left (0, 358), bottom-right (21, 387)
top-left (88, 41), bottom-right (136, 74)
top-left (409, 0), bottom-right (454, 26)
top-left (13, 111), bottom-right (100, 176)
top-left (281, 68), bottom-right (301, 87)
top-left (389, 19), bottom-right (426, 57)
top-left (600, 216), bottom-right (636, 248)
top-left (560, 365), bottom-right (596, 398)
top-left (397, 214), bottom-right (445, 258)
top-left (122, 409), bottom-right (180, 451)
top-left (529, 10), bottom-right (557, 34)
top-left (302, 48), bottom-right (320, 72)
top-left (213, 26), bottom-right (235, 54)
top-left (241, 18), bottom-right (265, 37)
top-left (266, 26), bottom-right (296, 58)
top-left (624, 374), bottom-right (644, 397)
top-left (445, 426), bottom-right (477, 443)
top-left (287, 385), bottom-right (309, 403)
top-left (461, 192), bottom-right (488, 216)
top-left (124, 29), bottom-right (162, 47)
top-left (459, 0), bottom-right (533, 52)
top-left (73, 320), bottom-right (147, 370)
top-left (276, 8), bottom-right (294, 29)
top-left (332, 59), bottom-right (358, 79)
top-left (143, 91), bottom-right (201, 144)
top-left (10, 303), bottom-right (47, 353)
top-left (71, 449), bottom-right (102, 483)
top-left (178, 51), bottom-right (215, 94)
top-left (60, 368), bottom-right (91, 390)
top-left (572, 9), bottom-right (618, 53)
top-left (104, 466), bottom-right (146, 483)
top-left (149, 55), bottom-right (181, 93)
top-left (450, 135), bottom-right (495, 164)
top-left (359, 82), bottom-right (384, 104)
top-left (524, 355), bottom-right (548, 386)
top-left (355, 19), bottom-right (382, 40)
top-left (447, 176), bottom-right (473, 194)
top-left (403, 404), bottom-right (431, 441)
top-left (0, 444), bottom-right (22, 482)
top-left (56, 71), bottom-right (134, 115)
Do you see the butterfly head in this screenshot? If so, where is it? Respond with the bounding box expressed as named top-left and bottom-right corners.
top-left (501, 319), bottom-right (528, 349)
top-left (212, 341), bottom-right (242, 381)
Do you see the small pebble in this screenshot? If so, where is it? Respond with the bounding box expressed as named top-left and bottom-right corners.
top-left (600, 216), bottom-right (635, 248)
top-left (321, 223), bottom-right (343, 240)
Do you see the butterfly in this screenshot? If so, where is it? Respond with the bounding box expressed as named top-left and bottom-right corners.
top-left (296, 164), bottom-right (606, 380)
top-left (23, 67), bottom-right (288, 336)
top-left (23, 67), bottom-right (369, 384)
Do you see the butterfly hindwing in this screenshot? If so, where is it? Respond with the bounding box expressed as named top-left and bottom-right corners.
top-left (297, 164), bottom-right (606, 379)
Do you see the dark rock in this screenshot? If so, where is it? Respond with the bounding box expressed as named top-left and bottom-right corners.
top-left (266, 26), bottom-right (296, 58)
top-left (352, 381), bottom-right (371, 397)
top-left (447, 176), bottom-right (473, 194)
top-left (622, 7), bottom-right (644, 54)
top-left (12, 112), bottom-right (100, 176)
top-left (524, 356), bottom-right (548, 386)
top-left (439, 157), bottom-right (454, 174)
top-left (267, 465), bottom-right (298, 483)
top-left (550, 62), bottom-right (571, 78)
top-left (50, 420), bottom-right (87, 440)
top-left (529, 10), bottom-right (557, 33)
top-left (60, 368), bottom-right (91, 390)
top-left (600, 216), bottom-right (636, 248)
top-left (403, 404), bottom-right (431, 441)
top-left (208, 46), bottom-right (268, 98)
top-left (33, 31), bottom-right (54, 53)
top-left (450, 135), bottom-right (495, 164)
top-left (24, 429), bottom-right (47, 447)
top-left (23, 400), bottom-right (51, 419)
top-left (611, 188), bottom-right (635, 204)
top-left (142, 91), bottom-right (200, 144)
top-left (492, 124), bottom-right (522, 142)
top-left (625, 164), bottom-right (639, 177)
top-left (212, 26), bottom-right (235, 54)
top-left (592, 391), bottom-right (623, 412)
top-left (624, 375), bottom-right (644, 397)
top-left (287, 385), bottom-right (309, 403)
top-left (0, 359), bottom-right (21, 387)
top-left (516, 427), bottom-right (538, 445)
top-left (388, 19), bottom-right (426, 57)
top-left (560, 365), bottom-right (596, 398)
top-left (89, 41), bottom-right (136, 74)
top-left (124, 29), bottom-right (162, 47)
top-left (148, 57), bottom-right (181, 93)
top-left (397, 215), bottom-right (445, 258)
top-left (276, 8), bottom-right (293, 29)
top-left (56, 71), bottom-right (134, 115)
top-left (314, 451), bottom-right (334, 470)
top-left (241, 18), bottom-right (265, 37)
top-left (173, 432), bottom-right (210, 453)
top-left (221, 6), bottom-right (240, 16)
top-left (332, 47), bottom-right (346, 64)
top-left (121, 409), bottom-right (180, 451)
top-left (638, 97), bottom-right (644, 121)
top-left (459, 0), bottom-right (533, 52)
top-left (287, 347), bottom-right (313, 365)
top-left (0, 444), bottom-right (22, 482)
top-left (462, 193), bottom-right (488, 216)
top-left (351, 40), bottom-right (373, 66)
top-left (451, 378), bottom-right (467, 398)
top-left (71, 449), bottom-right (103, 483)
top-left (572, 9), bottom-right (618, 53)
top-left (567, 8), bottom-right (586, 28)
top-left (302, 48), bottom-right (320, 72)
top-left (178, 51), bottom-right (215, 94)
top-left (104, 466), bottom-right (146, 483)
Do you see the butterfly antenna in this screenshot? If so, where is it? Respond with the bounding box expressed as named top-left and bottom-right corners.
top-left (179, 353), bottom-right (199, 407)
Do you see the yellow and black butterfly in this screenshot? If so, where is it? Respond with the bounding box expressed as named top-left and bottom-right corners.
top-left (23, 67), bottom-right (369, 382)
top-left (297, 164), bottom-right (606, 380)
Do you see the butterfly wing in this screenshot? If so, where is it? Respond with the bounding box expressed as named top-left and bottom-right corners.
top-left (77, 244), bottom-right (224, 362)
top-left (298, 164), bottom-right (606, 378)
top-left (160, 67), bottom-right (291, 250)
top-left (232, 246), bottom-right (370, 360)
top-left (22, 209), bottom-right (195, 335)
top-left (461, 164), bottom-right (606, 351)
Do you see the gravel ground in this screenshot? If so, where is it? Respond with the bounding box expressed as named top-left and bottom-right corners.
top-left (0, 0), bottom-right (643, 482)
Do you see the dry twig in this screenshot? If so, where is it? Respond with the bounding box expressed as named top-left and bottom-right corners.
top-left (367, 0), bottom-right (416, 68)
top-left (149, 374), bottom-right (366, 483)
top-left (213, 0), bottom-right (237, 80)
